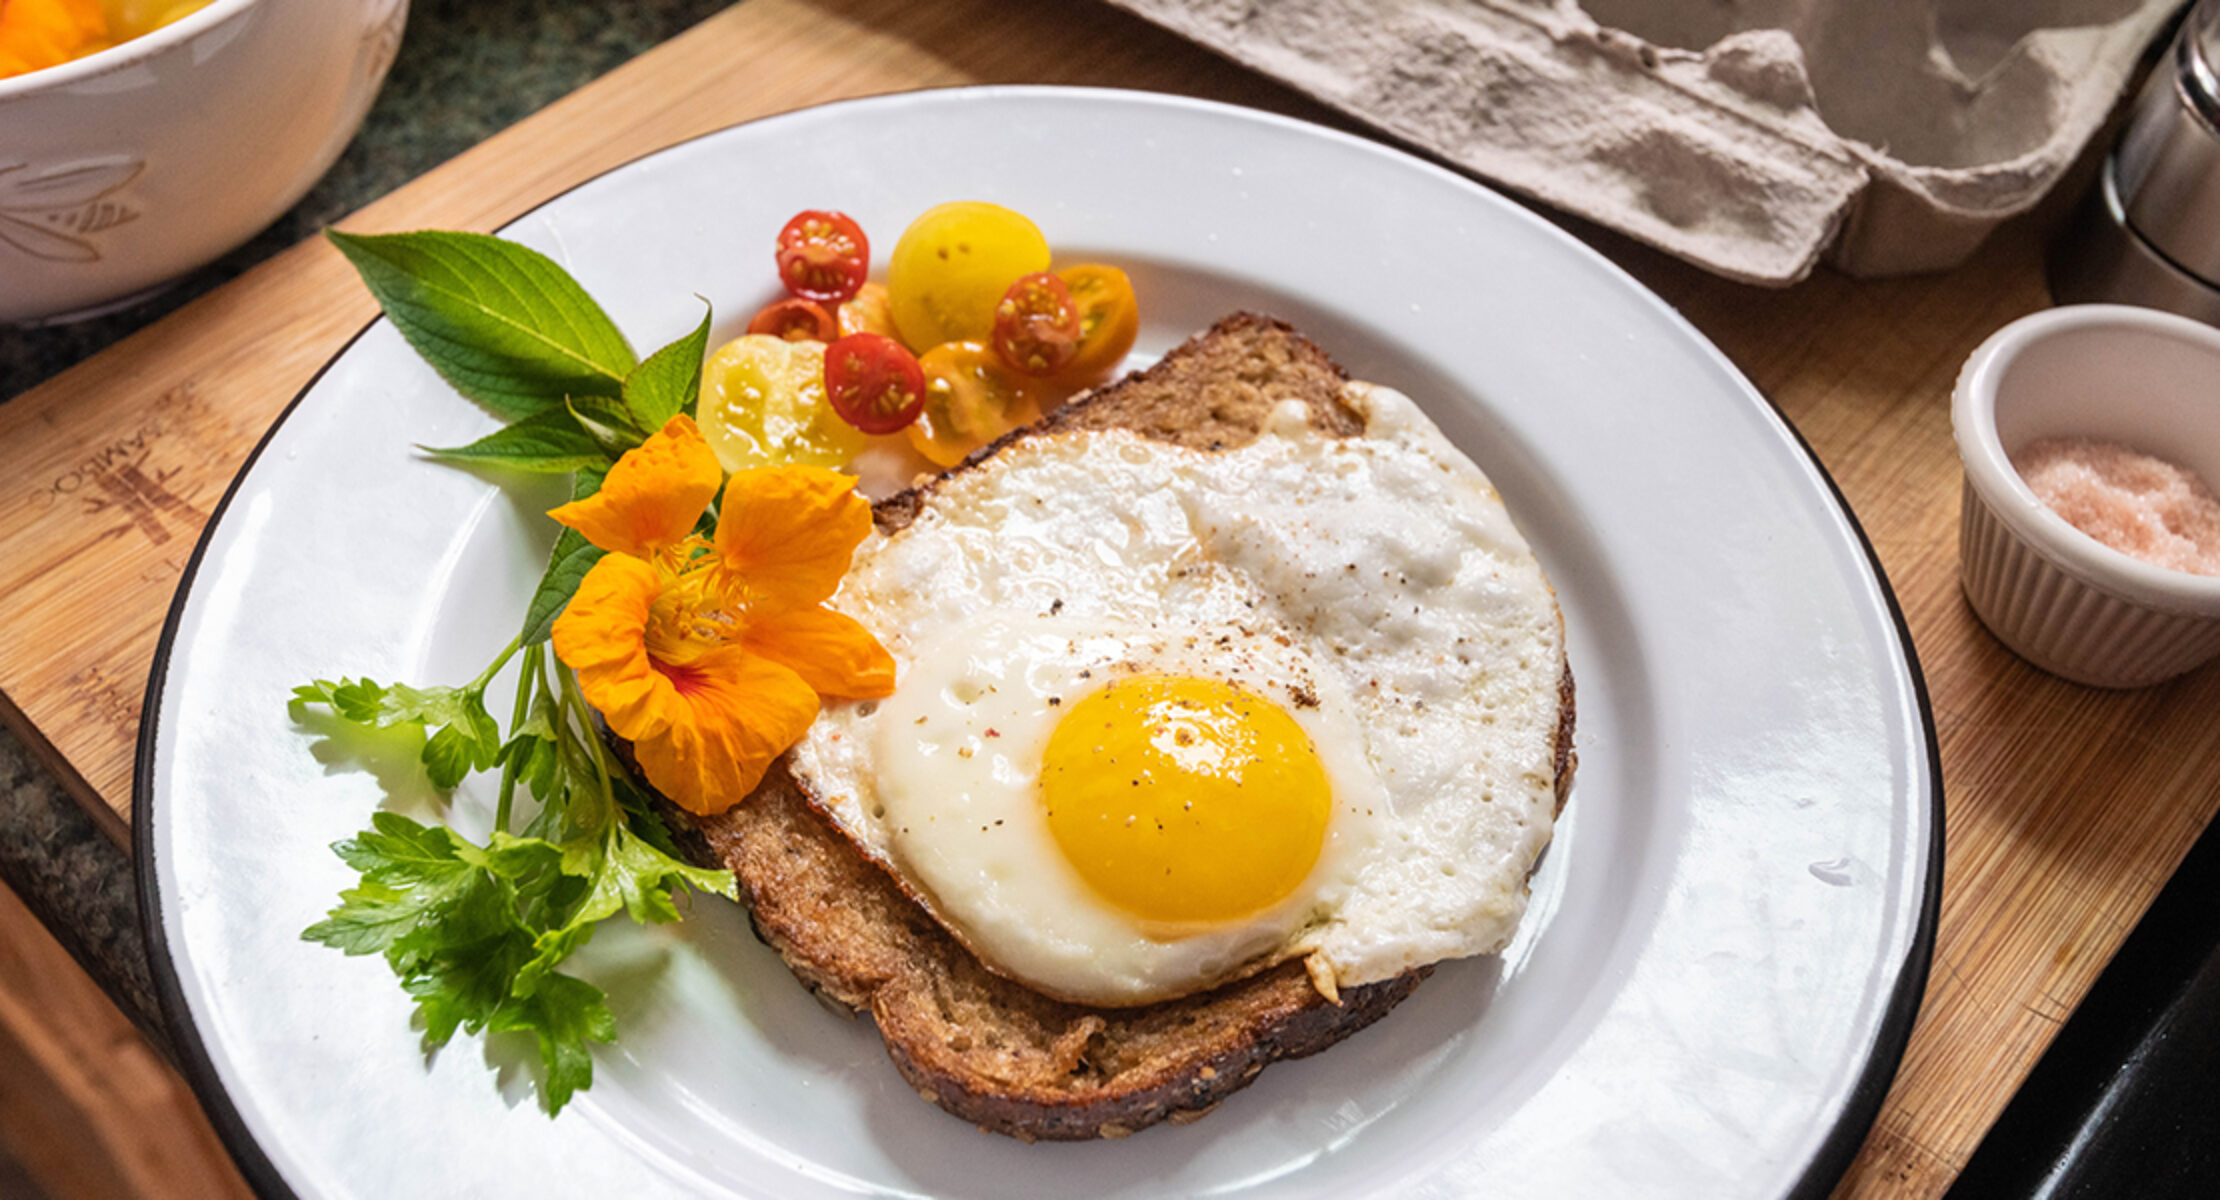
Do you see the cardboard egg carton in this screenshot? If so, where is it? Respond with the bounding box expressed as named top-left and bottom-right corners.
top-left (1109, 0), bottom-right (2182, 284)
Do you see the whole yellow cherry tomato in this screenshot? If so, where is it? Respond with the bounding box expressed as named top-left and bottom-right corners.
top-left (905, 342), bottom-right (1046, 468)
top-left (696, 334), bottom-right (865, 471)
top-left (887, 202), bottom-right (1050, 352)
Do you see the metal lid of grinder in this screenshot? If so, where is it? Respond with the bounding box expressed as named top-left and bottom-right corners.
top-left (2051, 1), bottom-right (2220, 323)
top-left (2118, 4), bottom-right (2220, 278)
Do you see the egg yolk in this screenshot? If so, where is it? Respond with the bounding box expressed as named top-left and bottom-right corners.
top-left (1039, 675), bottom-right (1329, 924)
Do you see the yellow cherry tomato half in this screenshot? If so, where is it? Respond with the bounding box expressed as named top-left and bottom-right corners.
top-left (696, 334), bottom-right (865, 471)
top-left (1050, 263), bottom-right (1140, 389)
top-left (887, 201), bottom-right (1051, 352)
top-left (836, 281), bottom-right (899, 340)
top-left (905, 341), bottom-right (1046, 468)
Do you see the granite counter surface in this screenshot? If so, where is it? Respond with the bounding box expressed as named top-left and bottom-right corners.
top-left (0, 0), bottom-right (734, 1048)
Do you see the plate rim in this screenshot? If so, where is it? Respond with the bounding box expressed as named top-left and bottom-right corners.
top-left (133, 82), bottom-right (1943, 1200)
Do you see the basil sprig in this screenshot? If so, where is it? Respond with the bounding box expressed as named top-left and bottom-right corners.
top-left (299, 230), bottom-right (733, 1115)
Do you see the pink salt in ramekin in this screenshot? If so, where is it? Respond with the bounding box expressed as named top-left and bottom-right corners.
top-left (1953, 304), bottom-right (2220, 687)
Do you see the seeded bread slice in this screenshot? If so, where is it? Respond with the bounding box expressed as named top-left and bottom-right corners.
top-left (667, 313), bottom-right (1575, 1140)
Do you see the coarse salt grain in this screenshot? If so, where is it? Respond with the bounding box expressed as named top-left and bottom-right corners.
top-left (2014, 437), bottom-right (2220, 577)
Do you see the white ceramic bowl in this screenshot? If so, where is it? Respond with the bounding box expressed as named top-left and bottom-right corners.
top-left (0, 0), bottom-right (408, 325)
top-left (1953, 304), bottom-right (2220, 687)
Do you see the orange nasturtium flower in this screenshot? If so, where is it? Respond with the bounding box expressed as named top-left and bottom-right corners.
top-left (549, 414), bottom-right (894, 815)
top-left (0, 0), bottom-right (109, 79)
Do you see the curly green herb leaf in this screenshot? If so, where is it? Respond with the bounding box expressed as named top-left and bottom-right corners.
top-left (291, 677), bottom-right (502, 790)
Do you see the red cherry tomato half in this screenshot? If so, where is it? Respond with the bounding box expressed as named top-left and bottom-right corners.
top-left (824, 333), bottom-right (927, 434)
top-left (990, 272), bottom-right (1082, 376)
top-left (746, 297), bottom-right (837, 342)
top-left (776, 210), bottom-right (870, 303)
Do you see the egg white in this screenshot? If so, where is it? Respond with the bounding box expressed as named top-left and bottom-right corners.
top-left (789, 384), bottom-right (1566, 1005)
top-left (864, 611), bottom-right (1388, 1006)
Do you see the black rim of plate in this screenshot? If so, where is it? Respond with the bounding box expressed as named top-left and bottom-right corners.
top-left (133, 85), bottom-right (1945, 1200)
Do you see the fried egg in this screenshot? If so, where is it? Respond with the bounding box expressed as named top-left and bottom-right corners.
top-left (791, 383), bottom-right (1566, 1007)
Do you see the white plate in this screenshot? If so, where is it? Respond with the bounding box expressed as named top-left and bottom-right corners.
top-left (139, 88), bottom-right (1938, 1200)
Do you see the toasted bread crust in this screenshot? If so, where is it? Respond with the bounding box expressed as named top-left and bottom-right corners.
top-left (669, 313), bottom-right (1575, 1140)
top-left (667, 762), bottom-right (1428, 1140)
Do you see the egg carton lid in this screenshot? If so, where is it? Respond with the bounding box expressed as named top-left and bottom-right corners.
top-left (1106, 0), bottom-right (2184, 285)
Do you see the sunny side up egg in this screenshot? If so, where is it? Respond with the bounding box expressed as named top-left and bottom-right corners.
top-left (789, 383), bottom-right (1568, 1008)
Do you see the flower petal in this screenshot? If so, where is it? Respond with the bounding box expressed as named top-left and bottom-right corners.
top-left (631, 647), bottom-right (820, 815)
top-left (744, 607), bottom-right (896, 699)
top-left (550, 554), bottom-right (673, 741)
top-left (713, 466), bottom-right (873, 610)
top-left (549, 414), bottom-right (721, 557)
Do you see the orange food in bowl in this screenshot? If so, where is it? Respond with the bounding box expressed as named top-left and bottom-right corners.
top-left (0, 0), bottom-right (210, 79)
top-left (0, 0), bottom-right (106, 77)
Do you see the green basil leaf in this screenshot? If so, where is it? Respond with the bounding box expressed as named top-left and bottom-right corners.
top-left (421, 410), bottom-right (608, 474)
top-left (327, 229), bottom-right (636, 421)
top-left (566, 395), bottom-right (648, 459)
top-left (623, 303), bottom-right (713, 430)
top-left (520, 466), bottom-right (609, 645)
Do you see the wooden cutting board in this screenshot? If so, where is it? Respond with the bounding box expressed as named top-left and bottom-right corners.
top-left (0, 0), bottom-right (2213, 1197)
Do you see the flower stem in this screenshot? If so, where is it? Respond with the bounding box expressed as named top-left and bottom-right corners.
top-left (492, 643), bottom-right (541, 836)
top-left (468, 634), bottom-right (524, 694)
top-left (547, 658), bottom-right (602, 835)
top-left (559, 661), bottom-right (621, 829)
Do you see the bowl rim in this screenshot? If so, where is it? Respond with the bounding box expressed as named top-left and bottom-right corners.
top-left (1952, 302), bottom-right (2220, 615)
top-left (0, 0), bottom-right (260, 103)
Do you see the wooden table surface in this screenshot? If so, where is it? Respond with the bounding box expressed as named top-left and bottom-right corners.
top-left (0, 0), bottom-right (2214, 1196)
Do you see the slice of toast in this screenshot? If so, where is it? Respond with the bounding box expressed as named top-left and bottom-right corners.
top-left (666, 313), bottom-right (1574, 1140)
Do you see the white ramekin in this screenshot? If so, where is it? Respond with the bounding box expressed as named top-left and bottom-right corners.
top-left (1953, 304), bottom-right (2220, 687)
top-left (0, 0), bottom-right (408, 325)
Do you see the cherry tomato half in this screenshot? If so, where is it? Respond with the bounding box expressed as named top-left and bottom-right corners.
top-left (906, 342), bottom-right (1046, 467)
top-left (697, 335), bottom-right (864, 471)
top-left (746, 297), bottom-right (836, 342)
top-left (824, 333), bottom-right (927, 435)
top-left (836, 281), bottom-right (899, 340)
top-left (776, 210), bottom-right (870, 303)
top-left (991, 272), bottom-right (1082, 377)
top-left (1051, 263), bottom-right (1140, 388)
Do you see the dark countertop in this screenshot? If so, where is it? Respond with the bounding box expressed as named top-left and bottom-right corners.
top-left (2, 2), bottom-right (2215, 1195)
top-left (0, 0), bottom-right (733, 1048)
top-left (1946, 817), bottom-right (2220, 1200)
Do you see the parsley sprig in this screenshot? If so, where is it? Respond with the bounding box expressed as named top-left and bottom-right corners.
top-left (296, 231), bottom-right (733, 1114)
